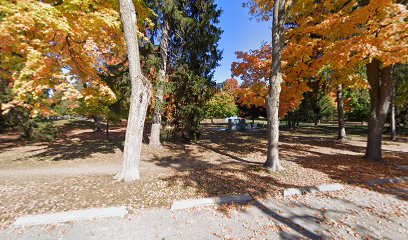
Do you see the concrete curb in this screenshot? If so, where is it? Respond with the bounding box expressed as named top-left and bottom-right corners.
top-left (12, 207), bottom-right (128, 227)
top-left (171, 194), bottom-right (253, 210)
top-left (283, 183), bottom-right (344, 197)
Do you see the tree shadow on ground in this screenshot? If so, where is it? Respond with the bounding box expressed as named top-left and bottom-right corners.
top-left (149, 149), bottom-right (330, 239)
top-left (149, 147), bottom-right (299, 198)
top-left (154, 126), bottom-right (408, 207)
top-left (257, 194), bottom-right (404, 239)
top-left (0, 130), bottom-right (30, 152)
top-left (2, 121), bottom-right (126, 163)
top-left (277, 136), bottom-right (408, 201)
top-left (198, 129), bottom-right (268, 155)
top-left (253, 200), bottom-right (324, 239)
top-left (287, 140), bottom-right (408, 202)
top-left (149, 144), bottom-right (402, 239)
top-left (196, 143), bottom-right (262, 165)
top-left (55, 119), bottom-right (97, 132)
top-left (37, 129), bottom-right (125, 161)
top-left (1, 121), bottom-right (405, 238)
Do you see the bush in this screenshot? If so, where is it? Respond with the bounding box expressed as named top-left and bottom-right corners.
top-left (31, 122), bottom-right (58, 142)
top-left (19, 120), bottom-right (57, 142)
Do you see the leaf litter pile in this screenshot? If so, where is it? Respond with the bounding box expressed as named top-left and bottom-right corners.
top-left (0, 122), bottom-right (407, 229)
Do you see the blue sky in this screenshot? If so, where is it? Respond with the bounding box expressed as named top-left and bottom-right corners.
top-left (213, 0), bottom-right (271, 83)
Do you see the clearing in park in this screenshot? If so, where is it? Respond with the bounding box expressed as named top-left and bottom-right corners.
top-left (0, 0), bottom-right (407, 239)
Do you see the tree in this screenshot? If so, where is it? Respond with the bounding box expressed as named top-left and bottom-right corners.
top-left (115, 0), bottom-right (152, 182)
top-left (344, 89), bottom-right (370, 121)
top-left (336, 84), bottom-right (346, 141)
top-left (365, 60), bottom-right (393, 160)
top-left (232, 8), bottom-right (308, 170)
top-left (0, 0), bottom-right (130, 117)
top-left (0, 0), bottom-right (154, 132)
top-left (245, 0), bottom-right (407, 163)
top-left (170, 65), bottom-right (214, 141)
top-left (264, 0), bottom-right (286, 171)
top-left (395, 64), bottom-right (408, 113)
top-left (285, 0), bottom-right (407, 161)
top-left (390, 69), bottom-right (397, 141)
top-left (317, 66), bottom-right (367, 141)
top-left (171, 0), bottom-right (223, 80)
top-left (222, 78), bottom-right (240, 93)
top-left (149, 20), bottom-right (168, 147)
top-left (392, 64), bottom-right (408, 139)
top-left (232, 44), bottom-right (310, 119)
top-left (239, 104), bottom-right (268, 124)
top-left (166, 0), bottom-right (222, 141)
top-left (99, 59), bottom-right (132, 139)
top-left (205, 91), bottom-right (238, 122)
top-left (75, 87), bottom-right (113, 132)
top-left (146, 0), bottom-right (178, 148)
top-left (296, 90), bottom-right (336, 125)
top-left (0, 75), bottom-right (13, 132)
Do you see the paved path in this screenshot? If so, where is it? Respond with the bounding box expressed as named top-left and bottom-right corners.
top-left (0, 164), bottom-right (121, 178)
top-left (1, 186), bottom-right (407, 240)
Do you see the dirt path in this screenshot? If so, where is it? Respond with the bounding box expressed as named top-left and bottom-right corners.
top-left (0, 163), bottom-right (121, 178)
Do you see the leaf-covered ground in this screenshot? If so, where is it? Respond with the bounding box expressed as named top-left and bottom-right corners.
top-left (0, 120), bottom-right (407, 229)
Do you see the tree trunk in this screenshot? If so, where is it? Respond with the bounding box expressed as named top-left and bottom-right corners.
top-left (149, 17), bottom-right (169, 148)
top-left (287, 113), bottom-right (291, 128)
top-left (292, 112), bottom-right (297, 128)
top-left (264, 0), bottom-right (285, 171)
top-left (390, 69), bottom-right (397, 141)
top-left (106, 119), bottom-right (109, 140)
top-left (115, 0), bottom-right (152, 182)
top-left (295, 113), bottom-right (299, 127)
top-left (364, 60), bottom-right (392, 161)
top-left (93, 116), bottom-right (102, 132)
top-left (288, 112), bottom-right (294, 128)
top-left (336, 84), bottom-right (347, 141)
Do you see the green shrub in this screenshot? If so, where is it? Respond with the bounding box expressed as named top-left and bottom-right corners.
top-left (31, 122), bottom-right (57, 142)
top-left (19, 120), bottom-right (57, 142)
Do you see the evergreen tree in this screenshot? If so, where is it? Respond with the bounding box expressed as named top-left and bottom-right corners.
top-left (297, 90), bottom-right (336, 125)
top-left (168, 0), bottom-right (223, 140)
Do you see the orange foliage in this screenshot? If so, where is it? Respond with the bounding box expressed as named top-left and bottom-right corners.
top-left (232, 44), bottom-right (310, 117)
top-left (244, 0), bottom-right (406, 93)
top-left (0, 0), bottom-right (153, 117)
top-left (223, 78), bottom-right (239, 93)
top-left (285, 0), bottom-right (407, 84)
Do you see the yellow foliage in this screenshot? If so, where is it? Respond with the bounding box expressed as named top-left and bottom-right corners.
top-left (0, 0), bottom-right (153, 117)
top-left (286, 0), bottom-right (407, 86)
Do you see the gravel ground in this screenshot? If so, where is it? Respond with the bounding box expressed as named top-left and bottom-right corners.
top-left (1, 186), bottom-right (407, 240)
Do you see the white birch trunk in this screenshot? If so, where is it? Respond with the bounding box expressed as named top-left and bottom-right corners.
top-left (390, 70), bottom-right (397, 141)
top-left (336, 84), bottom-right (347, 141)
top-left (116, 0), bottom-right (152, 181)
